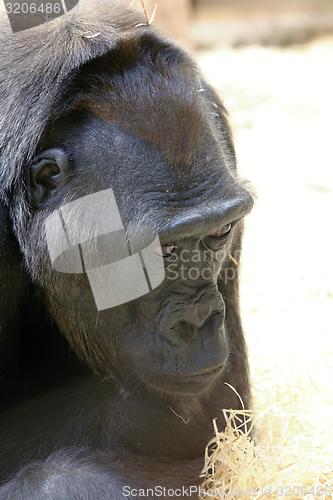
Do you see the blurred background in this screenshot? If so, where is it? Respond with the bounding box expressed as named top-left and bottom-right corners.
top-left (136, 0), bottom-right (333, 460)
top-left (143, 0), bottom-right (333, 47)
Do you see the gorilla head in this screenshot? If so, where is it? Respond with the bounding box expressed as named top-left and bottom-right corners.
top-left (13, 38), bottom-right (253, 400)
top-left (0, 3), bottom-right (252, 407)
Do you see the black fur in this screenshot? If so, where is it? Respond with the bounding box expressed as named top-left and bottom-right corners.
top-left (0, 1), bottom-right (253, 498)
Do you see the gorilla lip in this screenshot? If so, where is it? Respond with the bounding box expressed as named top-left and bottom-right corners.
top-left (144, 361), bottom-right (227, 395)
top-left (163, 363), bottom-right (226, 381)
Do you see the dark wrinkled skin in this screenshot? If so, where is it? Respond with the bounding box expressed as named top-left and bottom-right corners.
top-left (0, 38), bottom-right (253, 500)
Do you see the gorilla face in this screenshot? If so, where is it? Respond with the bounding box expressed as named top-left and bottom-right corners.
top-left (23, 53), bottom-right (253, 397)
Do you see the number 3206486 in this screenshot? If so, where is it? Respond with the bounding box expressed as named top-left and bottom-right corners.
top-left (5, 3), bottom-right (62, 14)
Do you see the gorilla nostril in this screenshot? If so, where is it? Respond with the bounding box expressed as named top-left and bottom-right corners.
top-left (162, 311), bottom-right (224, 345)
top-left (199, 312), bottom-right (224, 335)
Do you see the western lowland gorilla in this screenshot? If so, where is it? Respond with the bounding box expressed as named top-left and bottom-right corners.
top-left (0, 1), bottom-right (254, 498)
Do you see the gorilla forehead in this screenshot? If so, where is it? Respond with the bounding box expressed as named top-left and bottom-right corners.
top-left (61, 38), bottom-right (213, 167)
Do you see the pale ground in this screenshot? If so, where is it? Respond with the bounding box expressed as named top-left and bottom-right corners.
top-left (196, 39), bottom-right (333, 496)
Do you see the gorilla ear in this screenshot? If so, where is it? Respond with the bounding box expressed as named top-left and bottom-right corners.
top-left (29, 148), bottom-right (69, 207)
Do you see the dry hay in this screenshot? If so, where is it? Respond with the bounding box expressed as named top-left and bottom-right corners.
top-left (200, 376), bottom-right (333, 499)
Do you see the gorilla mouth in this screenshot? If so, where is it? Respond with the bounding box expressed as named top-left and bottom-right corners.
top-left (145, 358), bottom-right (227, 395)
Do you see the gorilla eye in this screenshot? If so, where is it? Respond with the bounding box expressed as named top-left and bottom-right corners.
top-left (209, 223), bottom-right (233, 238)
top-left (161, 244), bottom-right (177, 258)
top-left (34, 161), bottom-right (60, 188)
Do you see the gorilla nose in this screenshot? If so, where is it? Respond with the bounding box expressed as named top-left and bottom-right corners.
top-left (160, 186), bottom-right (253, 243)
top-left (159, 309), bottom-right (228, 375)
top-left (161, 306), bottom-right (225, 346)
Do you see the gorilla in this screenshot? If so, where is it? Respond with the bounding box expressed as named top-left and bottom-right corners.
top-left (0, 203), bottom-right (27, 407)
top-left (0, 1), bottom-right (253, 498)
